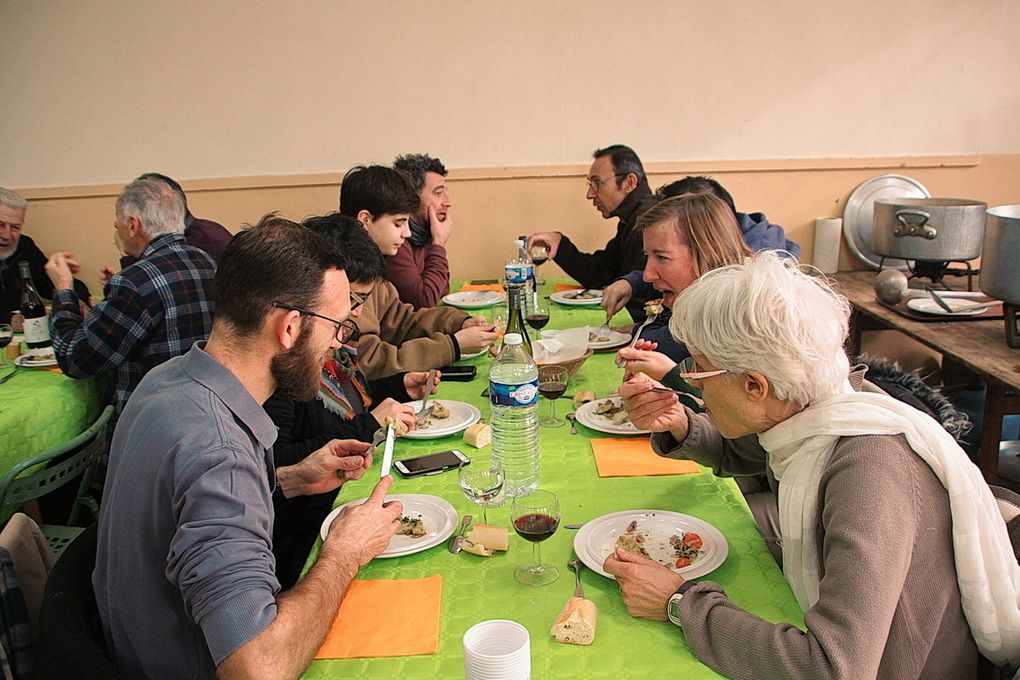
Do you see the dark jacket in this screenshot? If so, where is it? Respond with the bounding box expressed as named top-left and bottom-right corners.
top-left (554, 183), bottom-right (658, 320)
top-left (263, 372), bottom-right (409, 588)
top-left (1, 235), bottom-right (91, 324)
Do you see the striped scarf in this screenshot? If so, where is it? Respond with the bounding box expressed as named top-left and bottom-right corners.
top-left (317, 344), bottom-right (373, 419)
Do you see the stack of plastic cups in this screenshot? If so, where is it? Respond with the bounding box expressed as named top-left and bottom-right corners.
top-left (462, 620), bottom-right (531, 680)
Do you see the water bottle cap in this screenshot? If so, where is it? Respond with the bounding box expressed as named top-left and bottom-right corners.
top-left (503, 333), bottom-right (523, 345)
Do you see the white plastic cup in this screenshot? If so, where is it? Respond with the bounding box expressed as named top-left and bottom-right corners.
top-left (463, 619), bottom-right (531, 680)
top-left (813, 217), bottom-right (842, 274)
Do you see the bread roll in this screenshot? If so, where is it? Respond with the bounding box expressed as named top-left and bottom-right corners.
top-left (550, 596), bottom-right (597, 645)
top-left (572, 390), bottom-right (596, 409)
top-left (467, 524), bottom-right (509, 552)
top-left (463, 423), bottom-right (492, 448)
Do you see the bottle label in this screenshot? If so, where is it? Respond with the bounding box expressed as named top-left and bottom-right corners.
top-left (505, 264), bottom-right (530, 286)
top-left (23, 316), bottom-right (50, 344)
top-left (489, 378), bottom-right (539, 407)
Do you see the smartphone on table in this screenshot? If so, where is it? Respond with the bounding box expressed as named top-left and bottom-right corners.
top-left (440, 365), bottom-right (477, 382)
top-left (393, 450), bottom-right (470, 478)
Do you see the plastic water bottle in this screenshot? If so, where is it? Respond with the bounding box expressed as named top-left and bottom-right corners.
top-left (507, 239), bottom-right (535, 316)
top-left (489, 333), bottom-right (541, 496)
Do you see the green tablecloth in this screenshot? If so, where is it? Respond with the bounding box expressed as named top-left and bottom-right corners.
top-left (302, 283), bottom-right (804, 679)
top-left (0, 366), bottom-right (104, 516)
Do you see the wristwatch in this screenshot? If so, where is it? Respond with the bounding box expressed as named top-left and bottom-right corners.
top-left (666, 581), bottom-right (698, 627)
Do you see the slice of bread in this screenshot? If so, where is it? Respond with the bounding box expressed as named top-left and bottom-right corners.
top-left (550, 596), bottom-right (597, 645)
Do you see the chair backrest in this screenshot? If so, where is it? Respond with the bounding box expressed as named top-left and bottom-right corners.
top-left (0, 405), bottom-right (113, 519)
top-left (34, 523), bottom-right (119, 679)
top-left (990, 485), bottom-right (1020, 562)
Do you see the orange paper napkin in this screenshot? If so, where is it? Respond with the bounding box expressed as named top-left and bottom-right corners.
top-left (459, 282), bottom-right (505, 293)
top-left (315, 574), bottom-right (442, 659)
top-left (590, 438), bottom-right (701, 477)
top-left (554, 282), bottom-right (583, 292)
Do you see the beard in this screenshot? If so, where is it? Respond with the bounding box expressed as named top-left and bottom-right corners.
top-left (270, 328), bottom-right (328, 401)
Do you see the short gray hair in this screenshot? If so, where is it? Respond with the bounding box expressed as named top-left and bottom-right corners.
top-left (0, 187), bottom-right (28, 214)
top-left (670, 251), bottom-right (851, 406)
top-left (115, 178), bottom-right (185, 238)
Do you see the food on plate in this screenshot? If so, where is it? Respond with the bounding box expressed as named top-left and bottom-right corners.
top-left (463, 422), bottom-right (492, 448)
top-left (644, 299), bottom-right (664, 316)
top-left (396, 515), bottom-right (426, 537)
top-left (383, 416), bottom-right (408, 437)
top-left (461, 523), bottom-right (509, 557)
top-left (588, 331), bottom-right (610, 343)
top-left (614, 520), bottom-right (650, 558)
top-left (566, 289), bottom-right (600, 300)
top-left (594, 399), bottom-right (629, 425)
top-left (25, 351), bottom-right (55, 363)
top-left (430, 402), bottom-right (450, 419)
top-left (572, 390), bottom-right (596, 409)
top-left (551, 596), bottom-right (598, 645)
top-left (670, 531), bottom-right (704, 568)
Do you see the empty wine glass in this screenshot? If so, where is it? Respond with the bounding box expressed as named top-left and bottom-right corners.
top-left (538, 365), bottom-right (568, 428)
top-left (459, 455), bottom-right (505, 524)
top-left (511, 489), bottom-right (560, 586)
top-left (491, 305), bottom-right (508, 336)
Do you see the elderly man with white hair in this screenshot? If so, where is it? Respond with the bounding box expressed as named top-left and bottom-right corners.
top-left (608, 251), bottom-right (1019, 679)
top-left (0, 186), bottom-right (91, 324)
top-left (45, 177), bottom-right (215, 415)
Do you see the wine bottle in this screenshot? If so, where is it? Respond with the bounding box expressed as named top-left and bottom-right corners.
top-left (504, 286), bottom-right (533, 356)
top-left (19, 260), bottom-right (52, 349)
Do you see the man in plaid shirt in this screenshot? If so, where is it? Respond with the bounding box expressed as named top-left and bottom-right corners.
top-left (44, 177), bottom-right (216, 415)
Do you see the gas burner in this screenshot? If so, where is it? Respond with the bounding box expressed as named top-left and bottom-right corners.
top-left (877, 258), bottom-right (979, 291)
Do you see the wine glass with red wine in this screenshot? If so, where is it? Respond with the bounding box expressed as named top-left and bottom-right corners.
top-left (0, 324), bottom-right (12, 366)
top-left (529, 243), bottom-right (549, 286)
top-left (525, 299), bottom-right (550, 332)
top-left (511, 489), bottom-right (560, 586)
top-left (538, 365), bottom-right (568, 428)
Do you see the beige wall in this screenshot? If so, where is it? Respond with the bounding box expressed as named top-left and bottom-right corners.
top-left (16, 153), bottom-right (1020, 286)
top-left (2, 1), bottom-right (1019, 188)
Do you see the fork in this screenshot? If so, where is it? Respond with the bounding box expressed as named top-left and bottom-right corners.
top-left (0, 366), bottom-right (21, 385)
top-left (416, 368), bottom-right (438, 418)
top-left (616, 313), bottom-right (657, 367)
top-left (567, 558), bottom-right (585, 598)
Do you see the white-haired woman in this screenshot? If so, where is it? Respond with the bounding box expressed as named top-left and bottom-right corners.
top-left (606, 251), bottom-right (1019, 679)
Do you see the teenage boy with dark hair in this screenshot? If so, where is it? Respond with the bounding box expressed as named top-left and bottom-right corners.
top-left (337, 165), bottom-right (498, 379)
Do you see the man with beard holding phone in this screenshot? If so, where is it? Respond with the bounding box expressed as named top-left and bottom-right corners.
top-left (94, 216), bottom-right (403, 679)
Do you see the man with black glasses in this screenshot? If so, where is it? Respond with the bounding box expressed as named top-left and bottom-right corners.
top-left (94, 215), bottom-right (402, 679)
top-left (527, 144), bottom-right (658, 319)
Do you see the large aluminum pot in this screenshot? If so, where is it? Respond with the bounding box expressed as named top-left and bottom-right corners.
top-left (872, 198), bottom-right (986, 261)
top-left (980, 205), bottom-right (1020, 304)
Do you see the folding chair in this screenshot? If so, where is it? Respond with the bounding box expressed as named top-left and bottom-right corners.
top-left (0, 405), bottom-right (113, 558)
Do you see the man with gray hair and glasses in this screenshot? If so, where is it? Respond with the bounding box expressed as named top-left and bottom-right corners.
top-left (44, 177), bottom-right (216, 414)
top-left (0, 186), bottom-right (91, 324)
top-left (527, 144), bottom-right (659, 321)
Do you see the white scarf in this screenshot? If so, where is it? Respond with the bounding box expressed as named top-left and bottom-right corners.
top-left (758, 382), bottom-right (1020, 667)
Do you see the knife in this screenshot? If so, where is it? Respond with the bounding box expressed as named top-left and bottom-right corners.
top-left (924, 285), bottom-right (957, 314)
top-left (416, 368), bottom-right (437, 418)
top-left (379, 423), bottom-right (396, 478)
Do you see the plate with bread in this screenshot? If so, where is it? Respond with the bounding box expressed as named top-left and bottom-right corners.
top-left (402, 399), bottom-right (482, 439)
top-left (573, 509), bottom-right (728, 580)
top-left (319, 494), bottom-right (458, 557)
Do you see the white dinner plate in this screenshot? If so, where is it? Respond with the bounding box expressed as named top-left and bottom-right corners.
top-left (542, 327), bottom-right (631, 351)
top-left (574, 397), bottom-right (650, 435)
top-left (442, 290), bottom-right (506, 309)
top-left (906, 298), bottom-right (988, 317)
top-left (550, 289), bottom-right (603, 306)
top-left (574, 509), bottom-right (728, 580)
top-left (403, 399), bottom-right (482, 439)
top-left (458, 348), bottom-right (488, 360)
top-left (319, 494), bottom-right (458, 557)
top-left (14, 354), bottom-right (58, 368)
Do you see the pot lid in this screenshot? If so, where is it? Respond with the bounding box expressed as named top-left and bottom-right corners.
top-left (843, 174), bottom-right (930, 270)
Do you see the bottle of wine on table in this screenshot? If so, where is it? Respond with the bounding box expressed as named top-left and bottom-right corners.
top-left (19, 260), bottom-right (52, 350)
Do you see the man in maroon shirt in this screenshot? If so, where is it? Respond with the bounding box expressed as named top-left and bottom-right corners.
top-left (390, 153), bottom-right (453, 309)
